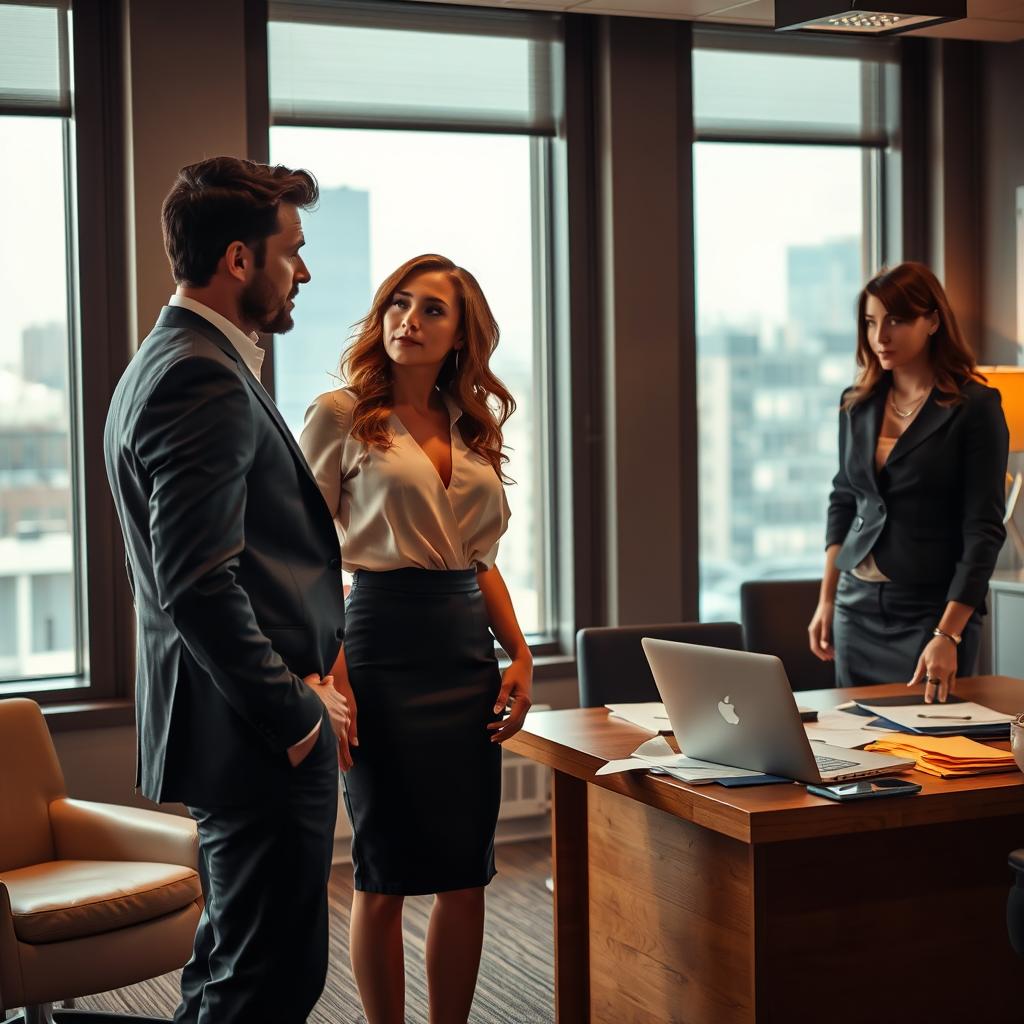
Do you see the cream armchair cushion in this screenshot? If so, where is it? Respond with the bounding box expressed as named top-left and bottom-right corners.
top-left (0, 700), bottom-right (202, 1016)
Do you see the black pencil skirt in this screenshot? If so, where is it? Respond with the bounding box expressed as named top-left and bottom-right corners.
top-left (832, 571), bottom-right (982, 687)
top-left (341, 568), bottom-right (503, 895)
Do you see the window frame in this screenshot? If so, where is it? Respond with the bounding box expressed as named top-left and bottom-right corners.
top-left (258, 0), bottom-right (566, 654)
top-left (690, 25), bottom-right (900, 622)
top-left (0, 0), bottom-right (135, 713)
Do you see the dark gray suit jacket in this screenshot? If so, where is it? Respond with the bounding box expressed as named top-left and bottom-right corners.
top-left (104, 305), bottom-right (345, 805)
top-left (826, 376), bottom-right (1008, 610)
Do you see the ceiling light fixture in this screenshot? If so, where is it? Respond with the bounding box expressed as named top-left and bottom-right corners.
top-left (774, 0), bottom-right (966, 34)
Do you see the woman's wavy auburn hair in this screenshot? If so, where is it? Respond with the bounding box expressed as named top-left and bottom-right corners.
top-left (845, 261), bottom-right (983, 409)
top-left (340, 254), bottom-right (515, 480)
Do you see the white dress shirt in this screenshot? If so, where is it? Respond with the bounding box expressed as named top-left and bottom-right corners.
top-left (168, 294), bottom-right (266, 384)
top-left (300, 388), bottom-right (511, 573)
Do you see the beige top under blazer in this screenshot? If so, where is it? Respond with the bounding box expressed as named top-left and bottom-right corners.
top-left (299, 388), bottom-right (510, 573)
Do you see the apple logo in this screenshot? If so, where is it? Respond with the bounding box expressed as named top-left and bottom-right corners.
top-left (718, 695), bottom-right (740, 726)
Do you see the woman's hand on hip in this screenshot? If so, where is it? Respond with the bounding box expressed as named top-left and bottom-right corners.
top-left (908, 636), bottom-right (958, 703)
top-left (808, 599), bottom-right (835, 662)
top-left (488, 656), bottom-right (533, 744)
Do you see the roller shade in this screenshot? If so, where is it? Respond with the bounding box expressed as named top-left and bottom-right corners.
top-left (0, 1), bottom-right (70, 117)
top-left (268, 0), bottom-right (563, 135)
top-left (694, 27), bottom-right (898, 146)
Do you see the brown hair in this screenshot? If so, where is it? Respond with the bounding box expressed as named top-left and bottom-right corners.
top-left (341, 254), bottom-right (515, 480)
top-left (161, 156), bottom-right (319, 287)
top-left (844, 261), bottom-right (983, 409)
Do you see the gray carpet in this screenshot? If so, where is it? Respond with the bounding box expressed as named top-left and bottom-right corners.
top-left (74, 839), bottom-right (555, 1023)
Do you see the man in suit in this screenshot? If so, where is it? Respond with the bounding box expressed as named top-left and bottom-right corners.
top-left (104, 156), bottom-right (352, 1023)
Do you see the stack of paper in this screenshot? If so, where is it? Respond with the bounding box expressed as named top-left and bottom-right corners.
top-left (855, 699), bottom-right (1013, 738)
top-left (595, 735), bottom-right (768, 784)
top-left (864, 732), bottom-right (1019, 778)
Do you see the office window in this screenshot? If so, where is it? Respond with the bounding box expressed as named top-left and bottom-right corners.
top-left (693, 30), bottom-right (897, 621)
top-left (268, 1), bottom-right (562, 640)
top-left (0, 2), bottom-right (81, 686)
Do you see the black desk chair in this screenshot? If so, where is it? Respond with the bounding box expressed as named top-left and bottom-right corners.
top-left (576, 621), bottom-right (744, 708)
top-left (1008, 850), bottom-right (1024, 954)
top-left (740, 579), bottom-right (835, 692)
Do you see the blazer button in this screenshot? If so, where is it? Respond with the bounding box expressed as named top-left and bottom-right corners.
top-left (328, 557), bottom-right (341, 570)
top-left (335, 627), bottom-right (344, 640)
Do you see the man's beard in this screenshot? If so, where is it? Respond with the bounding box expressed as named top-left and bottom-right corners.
top-left (240, 272), bottom-right (294, 334)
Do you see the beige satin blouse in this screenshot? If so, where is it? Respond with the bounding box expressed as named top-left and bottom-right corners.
top-left (299, 388), bottom-right (510, 573)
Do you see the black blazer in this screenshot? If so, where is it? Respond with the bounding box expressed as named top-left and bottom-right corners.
top-left (104, 306), bottom-right (345, 805)
top-left (826, 376), bottom-right (1008, 610)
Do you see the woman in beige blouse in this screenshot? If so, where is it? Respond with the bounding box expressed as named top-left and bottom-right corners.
top-left (299, 253), bottom-right (533, 1024)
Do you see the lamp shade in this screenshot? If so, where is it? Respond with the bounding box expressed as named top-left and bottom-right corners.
top-left (978, 366), bottom-right (1024, 452)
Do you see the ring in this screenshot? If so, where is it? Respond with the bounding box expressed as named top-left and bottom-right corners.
top-left (925, 676), bottom-right (940, 684)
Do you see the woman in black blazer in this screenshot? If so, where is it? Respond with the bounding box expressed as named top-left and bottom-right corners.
top-left (808, 262), bottom-right (1008, 702)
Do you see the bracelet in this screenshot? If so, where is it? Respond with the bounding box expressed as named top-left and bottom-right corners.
top-left (933, 627), bottom-right (962, 647)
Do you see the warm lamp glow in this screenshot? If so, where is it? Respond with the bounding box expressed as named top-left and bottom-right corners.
top-left (979, 366), bottom-right (1024, 452)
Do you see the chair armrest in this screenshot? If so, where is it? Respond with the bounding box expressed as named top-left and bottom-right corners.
top-left (49, 798), bottom-right (198, 870)
top-left (0, 882), bottom-right (24, 1013)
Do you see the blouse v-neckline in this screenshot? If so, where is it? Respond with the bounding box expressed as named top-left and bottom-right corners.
top-left (390, 395), bottom-right (460, 493)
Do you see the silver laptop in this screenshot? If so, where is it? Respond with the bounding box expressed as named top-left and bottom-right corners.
top-left (641, 638), bottom-right (915, 784)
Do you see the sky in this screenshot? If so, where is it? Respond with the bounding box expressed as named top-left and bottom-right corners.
top-left (0, 111), bottom-right (870, 376)
top-left (0, 116), bottom-right (69, 372)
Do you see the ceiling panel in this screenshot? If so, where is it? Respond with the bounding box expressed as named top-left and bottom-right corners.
top-left (400, 0), bottom-right (1024, 39)
top-left (569, 0), bottom-right (735, 14)
top-left (698, 0), bottom-right (773, 24)
top-left (914, 17), bottom-right (1024, 37)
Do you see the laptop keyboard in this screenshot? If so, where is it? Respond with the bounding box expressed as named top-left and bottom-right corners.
top-left (815, 754), bottom-right (859, 773)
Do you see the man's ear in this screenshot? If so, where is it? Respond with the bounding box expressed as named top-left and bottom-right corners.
top-left (223, 240), bottom-right (249, 283)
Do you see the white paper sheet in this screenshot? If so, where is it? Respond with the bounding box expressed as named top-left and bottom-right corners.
top-left (803, 708), bottom-right (890, 749)
top-left (605, 702), bottom-right (671, 732)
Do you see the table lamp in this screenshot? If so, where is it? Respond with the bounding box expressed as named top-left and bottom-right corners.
top-left (978, 365), bottom-right (1024, 559)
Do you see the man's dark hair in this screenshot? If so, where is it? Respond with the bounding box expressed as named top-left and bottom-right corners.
top-left (161, 156), bottom-right (319, 287)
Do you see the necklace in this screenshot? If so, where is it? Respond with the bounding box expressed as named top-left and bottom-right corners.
top-left (889, 391), bottom-right (927, 418)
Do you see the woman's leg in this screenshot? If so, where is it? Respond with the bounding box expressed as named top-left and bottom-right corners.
top-left (425, 886), bottom-right (486, 1024)
top-left (350, 891), bottom-right (406, 1024)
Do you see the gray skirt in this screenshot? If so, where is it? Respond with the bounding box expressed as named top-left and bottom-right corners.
top-left (832, 571), bottom-right (982, 687)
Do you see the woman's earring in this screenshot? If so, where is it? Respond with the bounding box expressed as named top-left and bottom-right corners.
top-left (454, 348), bottom-right (462, 375)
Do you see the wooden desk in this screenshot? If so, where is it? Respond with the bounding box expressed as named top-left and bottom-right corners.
top-left (507, 676), bottom-right (1024, 1024)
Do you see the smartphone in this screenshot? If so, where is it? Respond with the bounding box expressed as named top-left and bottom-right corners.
top-left (806, 777), bottom-right (922, 802)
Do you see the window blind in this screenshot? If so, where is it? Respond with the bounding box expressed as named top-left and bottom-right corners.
top-left (693, 27), bottom-right (898, 146)
top-left (0, 1), bottom-right (70, 117)
top-left (268, 0), bottom-right (563, 135)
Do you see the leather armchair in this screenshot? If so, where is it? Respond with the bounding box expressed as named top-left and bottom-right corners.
top-left (0, 699), bottom-right (202, 1023)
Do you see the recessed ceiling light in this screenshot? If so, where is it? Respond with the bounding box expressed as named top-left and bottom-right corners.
top-left (775, 0), bottom-right (966, 34)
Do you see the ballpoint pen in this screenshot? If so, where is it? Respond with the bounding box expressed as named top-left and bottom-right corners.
top-left (917, 713), bottom-right (972, 720)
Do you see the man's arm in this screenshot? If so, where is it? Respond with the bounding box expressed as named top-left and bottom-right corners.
top-left (136, 354), bottom-right (322, 753)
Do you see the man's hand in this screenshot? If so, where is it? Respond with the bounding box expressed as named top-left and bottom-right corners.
top-left (286, 719), bottom-right (320, 767)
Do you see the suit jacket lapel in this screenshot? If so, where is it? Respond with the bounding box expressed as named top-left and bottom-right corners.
top-left (849, 385), bottom-right (886, 494)
top-left (885, 388), bottom-right (955, 465)
top-left (154, 306), bottom-right (324, 497)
